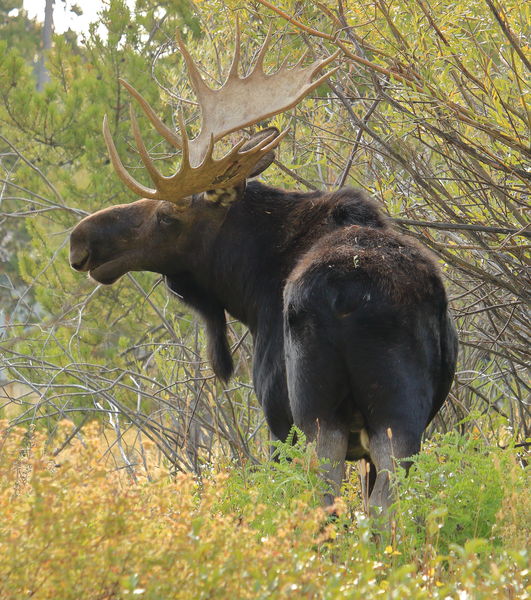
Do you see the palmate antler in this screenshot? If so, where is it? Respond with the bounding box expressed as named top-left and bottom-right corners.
top-left (103, 21), bottom-right (339, 202)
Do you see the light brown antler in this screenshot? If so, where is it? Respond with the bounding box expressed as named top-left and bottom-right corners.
top-left (103, 21), bottom-right (340, 202)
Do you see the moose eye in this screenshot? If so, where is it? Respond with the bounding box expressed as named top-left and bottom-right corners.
top-left (158, 213), bottom-right (177, 226)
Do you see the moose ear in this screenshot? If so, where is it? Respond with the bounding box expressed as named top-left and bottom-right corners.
top-left (247, 151), bottom-right (276, 178)
top-left (243, 127), bottom-right (279, 178)
top-left (203, 127), bottom-right (280, 206)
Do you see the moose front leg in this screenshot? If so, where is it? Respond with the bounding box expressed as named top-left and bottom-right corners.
top-left (252, 332), bottom-right (294, 449)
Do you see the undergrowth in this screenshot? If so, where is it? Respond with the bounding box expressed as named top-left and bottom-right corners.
top-left (0, 420), bottom-right (528, 599)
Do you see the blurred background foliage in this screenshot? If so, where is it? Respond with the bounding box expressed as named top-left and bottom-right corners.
top-left (0, 0), bottom-right (529, 472)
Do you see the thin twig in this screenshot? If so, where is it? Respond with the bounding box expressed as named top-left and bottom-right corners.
top-left (393, 217), bottom-right (531, 239)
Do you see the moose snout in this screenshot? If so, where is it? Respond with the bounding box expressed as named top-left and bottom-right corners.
top-left (69, 227), bottom-right (91, 271)
top-left (70, 244), bottom-right (90, 271)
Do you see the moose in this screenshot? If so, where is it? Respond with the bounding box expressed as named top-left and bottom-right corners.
top-left (69, 27), bottom-right (458, 512)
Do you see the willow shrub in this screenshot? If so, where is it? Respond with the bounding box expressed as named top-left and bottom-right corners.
top-left (0, 420), bottom-right (528, 599)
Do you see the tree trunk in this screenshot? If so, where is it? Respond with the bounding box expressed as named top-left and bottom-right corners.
top-left (36, 0), bottom-right (54, 91)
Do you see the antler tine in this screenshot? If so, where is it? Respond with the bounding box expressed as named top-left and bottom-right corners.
top-left (228, 15), bottom-right (241, 79)
top-left (120, 79), bottom-right (182, 149)
top-left (175, 31), bottom-right (212, 98)
top-left (251, 22), bottom-right (273, 75)
top-left (130, 104), bottom-right (167, 190)
top-left (308, 49), bottom-right (342, 77)
top-left (287, 51), bottom-right (342, 100)
top-left (175, 109), bottom-right (191, 171)
top-left (102, 114), bottom-right (158, 199)
top-left (293, 49), bottom-right (310, 70)
top-left (298, 66), bottom-right (341, 100)
top-left (301, 64), bottom-right (341, 97)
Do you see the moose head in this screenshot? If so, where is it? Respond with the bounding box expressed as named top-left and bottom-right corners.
top-left (70, 25), bottom-right (338, 287)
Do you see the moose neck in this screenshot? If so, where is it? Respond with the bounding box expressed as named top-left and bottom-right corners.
top-left (216, 182), bottom-right (330, 330)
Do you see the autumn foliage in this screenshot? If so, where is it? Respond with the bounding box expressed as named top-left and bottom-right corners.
top-left (1, 420), bottom-right (528, 599)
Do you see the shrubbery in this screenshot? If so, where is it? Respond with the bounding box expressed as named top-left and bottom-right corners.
top-left (1, 420), bottom-right (528, 599)
top-left (0, 1), bottom-right (529, 597)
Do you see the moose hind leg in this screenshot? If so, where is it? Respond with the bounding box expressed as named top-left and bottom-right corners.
top-left (288, 413), bottom-right (349, 506)
top-left (284, 325), bottom-right (351, 504)
top-left (316, 420), bottom-right (350, 505)
top-left (367, 426), bottom-right (421, 514)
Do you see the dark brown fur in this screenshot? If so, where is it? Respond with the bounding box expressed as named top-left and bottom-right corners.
top-left (289, 225), bottom-right (443, 305)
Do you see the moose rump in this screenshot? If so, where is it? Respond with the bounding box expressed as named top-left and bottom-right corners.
top-left (283, 225), bottom-right (457, 510)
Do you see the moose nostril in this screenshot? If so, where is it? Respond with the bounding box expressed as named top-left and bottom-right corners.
top-left (70, 249), bottom-right (90, 271)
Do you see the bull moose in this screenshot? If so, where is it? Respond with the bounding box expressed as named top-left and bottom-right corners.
top-left (69, 26), bottom-right (458, 512)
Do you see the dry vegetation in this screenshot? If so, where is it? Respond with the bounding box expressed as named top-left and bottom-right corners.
top-left (1, 420), bottom-right (529, 599)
